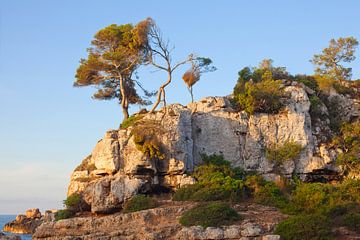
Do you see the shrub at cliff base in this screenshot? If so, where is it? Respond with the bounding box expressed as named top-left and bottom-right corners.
top-left (55, 209), bottom-right (74, 221)
top-left (63, 193), bottom-right (83, 212)
top-left (343, 212), bottom-right (360, 233)
top-left (244, 175), bottom-right (288, 209)
top-left (274, 214), bottom-right (333, 240)
top-left (172, 154), bottom-right (247, 202)
top-left (123, 195), bottom-right (158, 213)
top-left (179, 202), bottom-right (241, 227)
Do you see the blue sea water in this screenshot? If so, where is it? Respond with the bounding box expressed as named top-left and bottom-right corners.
top-left (0, 215), bottom-right (32, 240)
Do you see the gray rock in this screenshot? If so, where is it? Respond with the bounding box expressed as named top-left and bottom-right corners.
top-left (262, 235), bottom-right (281, 240)
top-left (241, 223), bottom-right (263, 237)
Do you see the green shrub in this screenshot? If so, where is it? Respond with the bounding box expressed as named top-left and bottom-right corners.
top-left (333, 122), bottom-right (360, 176)
top-left (286, 183), bottom-right (334, 214)
top-left (294, 75), bottom-right (319, 91)
top-left (75, 155), bottom-right (96, 172)
top-left (172, 184), bottom-right (202, 201)
top-left (343, 212), bottom-right (360, 232)
top-left (309, 95), bottom-right (324, 119)
top-left (120, 114), bottom-right (144, 129)
top-left (123, 195), bottom-right (158, 213)
top-left (333, 82), bottom-right (354, 95)
top-left (55, 209), bottom-right (74, 221)
top-left (173, 155), bottom-right (246, 202)
top-left (131, 120), bottom-right (165, 160)
top-left (63, 194), bottom-right (83, 212)
top-left (245, 175), bottom-right (288, 208)
top-left (275, 214), bottom-right (334, 240)
top-left (179, 202), bottom-right (241, 227)
top-left (265, 141), bottom-right (303, 172)
top-left (234, 79), bottom-right (285, 114)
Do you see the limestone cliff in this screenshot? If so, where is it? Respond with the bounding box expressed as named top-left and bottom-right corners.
top-left (67, 81), bottom-right (360, 214)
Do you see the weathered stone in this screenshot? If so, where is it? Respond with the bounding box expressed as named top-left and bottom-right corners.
top-left (89, 174), bottom-right (144, 213)
top-left (205, 227), bottom-right (224, 239)
top-left (262, 235), bottom-right (281, 240)
top-left (223, 225), bottom-right (241, 238)
top-left (241, 223), bottom-right (263, 237)
top-left (25, 208), bottom-right (41, 218)
top-left (0, 232), bottom-right (21, 240)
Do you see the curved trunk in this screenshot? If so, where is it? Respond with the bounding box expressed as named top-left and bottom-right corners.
top-left (149, 73), bottom-right (172, 113)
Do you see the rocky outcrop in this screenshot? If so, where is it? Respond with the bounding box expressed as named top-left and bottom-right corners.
top-left (0, 232), bottom-right (21, 240)
top-left (33, 202), bottom-right (286, 240)
top-left (67, 81), bottom-right (360, 213)
top-left (3, 209), bottom-right (43, 234)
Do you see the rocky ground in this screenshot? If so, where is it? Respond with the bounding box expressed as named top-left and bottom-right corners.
top-left (33, 201), bottom-right (286, 240)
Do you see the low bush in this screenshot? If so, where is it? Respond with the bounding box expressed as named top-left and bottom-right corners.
top-left (234, 78), bottom-right (285, 115)
top-left (75, 155), bottom-right (96, 172)
top-left (123, 195), bottom-right (158, 213)
top-left (343, 212), bottom-right (360, 233)
top-left (120, 114), bottom-right (144, 129)
top-left (309, 95), bottom-right (325, 119)
top-left (294, 75), bottom-right (319, 91)
top-left (172, 184), bottom-right (202, 201)
top-left (55, 209), bottom-right (74, 221)
top-left (275, 214), bottom-right (334, 240)
top-left (286, 182), bottom-right (334, 214)
top-left (131, 120), bottom-right (165, 160)
top-left (179, 202), bottom-right (241, 227)
top-left (245, 175), bottom-right (288, 208)
top-left (173, 154), bottom-right (246, 202)
top-left (63, 193), bottom-right (83, 212)
top-left (265, 141), bottom-right (303, 172)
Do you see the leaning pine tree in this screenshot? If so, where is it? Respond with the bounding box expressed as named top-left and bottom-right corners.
top-left (74, 19), bottom-right (154, 121)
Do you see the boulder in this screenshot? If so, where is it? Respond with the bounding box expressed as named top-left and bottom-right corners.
top-left (25, 208), bottom-right (41, 218)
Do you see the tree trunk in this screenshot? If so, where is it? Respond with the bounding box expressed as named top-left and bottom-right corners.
top-left (119, 76), bottom-right (129, 121)
top-left (149, 73), bottom-right (172, 113)
top-left (190, 86), bottom-right (194, 103)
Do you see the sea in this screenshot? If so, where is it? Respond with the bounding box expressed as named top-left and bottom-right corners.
top-left (0, 215), bottom-right (32, 240)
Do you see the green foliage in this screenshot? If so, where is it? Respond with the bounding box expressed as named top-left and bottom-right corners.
top-left (309, 95), bottom-right (324, 119)
top-left (294, 75), bottom-right (319, 91)
top-left (123, 195), bottom-right (158, 213)
top-left (179, 202), bottom-right (240, 227)
top-left (173, 154), bottom-right (246, 202)
top-left (265, 141), bottom-right (303, 171)
top-left (233, 60), bottom-right (288, 115)
top-left (333, 122), bottom-right (360, 176)
top-left (75, 155), bottom-right (96, 172)
top-left (333, 82), bottom-right (355, 95)
top-left (275, 214), bottom-right (334, 240)
top-left (55, 209), bottom-right (74, 221)
top-left (343, 212), bottom-right (360, 233)
top-left (172, 184), bottom-right (203, 201)
top-left (311, 37), bottom-right (359, 82)
top-left (63, 194), bottom-right (82, 210)
top-left (235, 79), bottom-right (285, 114)
top-left (286, 183), bottom-right (335, 214)
top-left (120, 114), bottom-right (144, 129)
top-left (131, 120), bottom-right (165, 159)
top-left (245, 175), bottom-right (288, 208)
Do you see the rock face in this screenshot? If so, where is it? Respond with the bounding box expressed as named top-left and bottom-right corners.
top-left (33, 202), bottom-right (285, 240)
top-left (67, 82), bottom-right (360, 213)
top-left (3, 209), bottom-right (43, 234)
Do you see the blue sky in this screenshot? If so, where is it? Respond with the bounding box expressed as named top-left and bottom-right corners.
top-left (0, 0), bottom-right (359, 214)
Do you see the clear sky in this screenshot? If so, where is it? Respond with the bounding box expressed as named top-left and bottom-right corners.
top-left (0, 0), bottom-right (359, 214)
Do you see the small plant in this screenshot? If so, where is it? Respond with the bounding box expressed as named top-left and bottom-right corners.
top-left (63, 193), bottom-right (83, 212)
top-left (265, 141), bottom-right (303, 171)
top-left (123, 195), bottom-right (158, 213)
top-left (131, 120), bottom-right (165, 159)
top-left (120, 114), bottom-right (144, 129)
top-left (172, 184), bottom-right (202, 201)
top-left (55, 209), bottom-right (74, 221)
top-left (309, 95), bottom-right (324, 119)
top-left (179, 202), bottom-right (241, 227)
top-left (75, 155), bottom-right (96, 172)
top-left (343, 212), bottom-right (360, 233)
top-left (275, 214), bottom-right (334, 240)
top-left (245, 175), bottom-right (288, 208)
